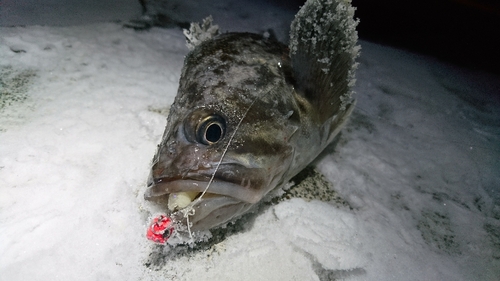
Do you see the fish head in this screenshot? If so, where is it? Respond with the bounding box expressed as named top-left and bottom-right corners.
top-left (145, 33), bottom-right (301, 231)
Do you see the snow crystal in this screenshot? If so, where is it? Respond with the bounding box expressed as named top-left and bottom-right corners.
top-left (183, 16), bottom-right (219, 51)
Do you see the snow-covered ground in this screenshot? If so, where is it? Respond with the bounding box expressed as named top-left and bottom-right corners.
top-left (1, 0), bottom-right (499, 280)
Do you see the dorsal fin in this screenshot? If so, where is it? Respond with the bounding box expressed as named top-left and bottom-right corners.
top-left (289, 0), bottom-right (360, 123)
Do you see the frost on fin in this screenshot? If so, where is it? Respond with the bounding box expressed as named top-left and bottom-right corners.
top-left (183, 16), bottom-right (220, 51)
top-left (289, 0), bottom-right (360, 123)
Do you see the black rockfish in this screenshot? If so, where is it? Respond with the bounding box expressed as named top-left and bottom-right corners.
top-left (145, 0), bottom-right (359, 234)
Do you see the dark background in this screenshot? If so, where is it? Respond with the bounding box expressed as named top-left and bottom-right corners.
top-left (351, 0), bottom-right (500, 75)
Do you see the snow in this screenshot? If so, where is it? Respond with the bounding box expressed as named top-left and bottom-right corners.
top-left (1, 0), bottom-right (500, 280)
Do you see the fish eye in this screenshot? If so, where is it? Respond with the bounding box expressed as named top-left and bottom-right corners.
top-left (196, 115), bottom-right (226, 145)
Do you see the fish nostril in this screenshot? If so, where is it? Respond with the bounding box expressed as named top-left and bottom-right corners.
top-left (166, 140), bottom-right (177, 155)
top-left (153, 177), bottom-right (164, 185)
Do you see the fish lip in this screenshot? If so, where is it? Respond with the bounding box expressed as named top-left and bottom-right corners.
top-left (144, 178), bottom-right (261, 204)
top-left (145, 162), bottom-right (266, 204)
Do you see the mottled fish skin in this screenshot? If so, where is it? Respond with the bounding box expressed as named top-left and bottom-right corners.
top-left (145, 0), bottom-right (359, 232)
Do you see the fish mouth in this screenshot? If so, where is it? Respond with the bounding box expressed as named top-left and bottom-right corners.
top-left (144, 165), bottom-right (265, 231)
top-left (144, 179), bottom-right (262, 204)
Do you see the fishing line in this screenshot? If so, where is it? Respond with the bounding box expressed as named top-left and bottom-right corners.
top-left (181, 94), bottom-right (262, 239)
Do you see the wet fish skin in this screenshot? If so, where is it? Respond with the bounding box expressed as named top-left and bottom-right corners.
top-left (145, 0), bottom-right (359, 232)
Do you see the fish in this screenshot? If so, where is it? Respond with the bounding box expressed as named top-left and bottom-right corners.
top-left (144, 0), bottom-right (360, 235)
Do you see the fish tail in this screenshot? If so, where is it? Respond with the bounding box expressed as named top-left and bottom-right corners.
top-left (289, 0), bottom-right (360, 123)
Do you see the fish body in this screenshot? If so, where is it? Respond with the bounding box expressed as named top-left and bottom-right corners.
top-left (145, 0), bottom-right (359, 233)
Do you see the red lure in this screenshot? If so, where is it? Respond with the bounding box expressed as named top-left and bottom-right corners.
top-left (146, 215), bottom-right (174, 244)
